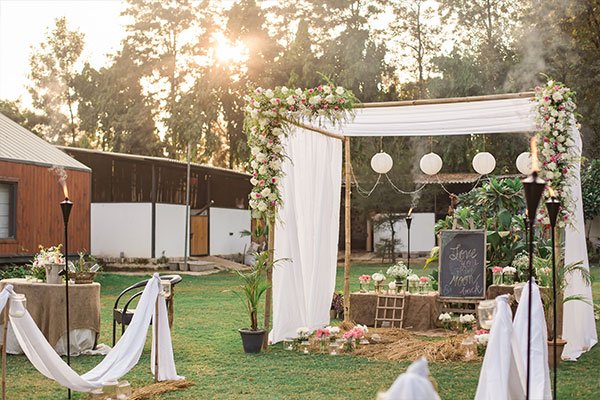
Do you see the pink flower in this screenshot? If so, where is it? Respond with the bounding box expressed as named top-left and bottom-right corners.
top-left (308, 88), bottom-right (313, 94)
top-left (419, 276), bottom-right (429, 283)
top-left (317, 85), bottom-right (323, 92)
top-left (270, 201), bottom-right (277, 206)
top-left (492, 266), bottom-right (503, 274)
top-left (255, 193), bottom-right (262, 198)
top-left (258, 179), bottom-right (265, 186)
top-left (316, 328), bottom-right (330, 338)
top-left (358, 274), bottom-right (371, 283)
top-left (475, 329), bottom-right (489, 335)
top-left (271, 177), bottom-right (277, 184)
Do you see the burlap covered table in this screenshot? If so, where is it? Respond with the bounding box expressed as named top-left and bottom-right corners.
top-left (349, 291), bottom-right (440, 331)
top-left (1, 278), bottom-right (101, 347)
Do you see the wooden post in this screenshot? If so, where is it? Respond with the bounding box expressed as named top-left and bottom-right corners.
top-left (343, 137), bottom-right (352, 323)
top-left (2, 300), bottom-right (10, 400)
top-left (154, 298), bottom-right (159, 383)
top-left (263, 216), bottom-right (275, 349)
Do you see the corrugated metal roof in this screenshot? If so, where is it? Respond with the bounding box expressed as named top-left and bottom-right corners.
top-left (0, 113), bottom-right (90, 172)
top-left (59, 146), bottom-right (251, 178)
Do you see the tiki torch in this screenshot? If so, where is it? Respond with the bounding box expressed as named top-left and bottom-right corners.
top-left (522, 137), bottom-right (545, 400)
top-left (406, 208), bottom-right (413, 292)
top-left (545, 187), bottom-right (560, 400)
top-left (60, 184), bottom-right (72, 400)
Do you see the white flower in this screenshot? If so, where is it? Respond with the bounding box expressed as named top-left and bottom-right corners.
top-left (386, 262), bottom-right (411, 279)
top-left (325, 94), bottom-right (336, 103)
top-left (265, 89), bottom-right (274, 98)
top-left (255, 153), bottom-right (267, 163)
top-left (260, 187), bottom-right (271, 197)
top-left (281, 86), bottom-right (289, 95)
top-left (272, 127), bottom-right (284, 136)
top-left (258, 165), bottom-right (268, 175)
top-left (335, 86), bottom-right (345, 95)
top-left (438, 313), bottom-right (452, 322)
top-left (270, 159), bottom-right (282, 170)
top-left (388, 281), bottom-right (396, 290)
top-left (272, 144), bottom-right (283, 153)
top-left (295, 88), bottom-right (303, 96)
top-left (323, 85), bottom-right (332, 94)
top-left (475, 333), bottom-right (489, 346)
top-left (407, 274), bottom-right (420, 282)
top-left (308, 95), bottom-right (321, 105)
top-left (296, 327), bottom-right (311, 338)
top-left (286, 96), bottom-right (296, 105)
top-left (459, 314), bottom-right (476, 324)
top-left (268, 193), bottom-right (278, 201)
top-left (552, 92), bottom-right (563, 102)
top-left (270, 98), bottom-right (279, 106)
top-left (250, 178), bottom-right (258, 185)
top-left (327, 326), bottom-right (340, 335)
top-left (503, 266), bottom-right (517, 274)
top-left (257, 201), bottom-right (268, 212)
top-left (372, 272), bottom-right (385, 282)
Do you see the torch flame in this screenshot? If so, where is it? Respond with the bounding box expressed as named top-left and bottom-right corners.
top-left (530, 137), bottom-right (539, 173)
top-left (408, 207), bottom-right (413, 217)
top-left (548, 187), bottom-right (556, 198)
top-left (62, 182), bottom-right (69, 199)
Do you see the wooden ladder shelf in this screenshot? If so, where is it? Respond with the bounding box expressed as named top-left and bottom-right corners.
top-left (374, 294), bottom-right (406, 328)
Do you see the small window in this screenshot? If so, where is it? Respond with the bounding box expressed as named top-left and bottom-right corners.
top-left (0, 182), bottom-right (16, 239)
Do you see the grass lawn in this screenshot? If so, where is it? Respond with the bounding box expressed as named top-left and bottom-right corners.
top-left (5, 263), bottom-right (600, 399)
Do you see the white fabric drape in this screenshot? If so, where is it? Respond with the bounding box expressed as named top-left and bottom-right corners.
top-left (1, 274), bottom-right (182, 392)
top-left (379, 358), bottom-right (440, 400)
top-left (317, 98), bottom-right (536, 137)
top-left (513, 281), bottom-right (552, 399)
top-left (475, 296), bottom-right (525, 400)
top-left (270, 126), bottom-right (342, 343)
top-left (562, 123), bottom-right (598, 360)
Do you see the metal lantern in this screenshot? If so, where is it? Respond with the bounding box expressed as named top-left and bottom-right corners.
top-left (516, 152), bottom-right (533, 175)
top-left (419, 152), bottom-right (443, 175)
top-left (472, 152), bottom-right (496, 175)
top-left (370, 152), bottom-right (393, 174)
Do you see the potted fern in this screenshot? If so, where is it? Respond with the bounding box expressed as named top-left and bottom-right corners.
top-left (236, 250), bottom-right (272, 353)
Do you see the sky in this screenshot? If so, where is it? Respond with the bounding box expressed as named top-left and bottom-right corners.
top-left (0, 0), bottom-right (126, 105)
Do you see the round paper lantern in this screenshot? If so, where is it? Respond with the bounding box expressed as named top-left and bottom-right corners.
top-left (472, 152), bottom-right (496, 175)
top-left (419, 152), bottom-right (443, 175)
top-left (516, 152), bottom-right (532, 175)
top-left (370, 152), bottom-right (393, 174)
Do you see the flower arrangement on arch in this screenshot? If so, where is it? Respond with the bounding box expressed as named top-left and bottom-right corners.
top-left (245, 84), bottom-right (357, 219)
top-left (534, 80), bottom-right (579, 227)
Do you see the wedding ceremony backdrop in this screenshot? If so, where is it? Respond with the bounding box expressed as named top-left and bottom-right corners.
top-left (244, 82), bottom-right (597, 361)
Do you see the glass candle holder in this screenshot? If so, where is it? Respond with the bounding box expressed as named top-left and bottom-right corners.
top-left (116, 380), bottom-right (132, 399)
top-left (301, 341), bottom-right (310, 354)
top-left (283, 339), bottom-right (294, 351)
top-left (460, 337), bottom-right (477, 361)
top-left (418, 281), bottom-right (427, 294)
top-left (9, 294), bottom-right (27, 318)
top-left (477, 300), bottom-right (496, 330)
top-left (102, 381), bottom-right (118, 398)
top-left (408, 280), bottom-right (418, 294)
top-left (329, 342), bottom-right (339, 355)
top-left (160, 280), bottom-right (172, 298)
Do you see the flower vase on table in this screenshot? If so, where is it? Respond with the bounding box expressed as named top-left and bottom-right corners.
top-left (407, 274), bottom-right (419, 293)
top-left (358, 275), bottom-right (371, 293)
top-left (419, 276), bottom-right (430, 294)
top-left (502, 266), bottom-right (517, 285)
top-left (371, 272), bottom-right (386, 294)
top-left (492, 266), bottom-right (503, 285)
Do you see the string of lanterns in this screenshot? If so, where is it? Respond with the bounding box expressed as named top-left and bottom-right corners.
top-left (369, 150), bottom-right (534, 176)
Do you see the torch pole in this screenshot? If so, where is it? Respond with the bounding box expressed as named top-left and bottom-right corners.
top-left (64, 221), bottom-right (71, 400)
top-left (546, 196), bottom-right (560, 400)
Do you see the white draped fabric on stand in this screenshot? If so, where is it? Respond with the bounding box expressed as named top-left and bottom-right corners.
top-left (562, 123), bottom-right (598, 360)
top-left (270, 126), bottom-right (342, 343)
top-left (0, 274), bottom-right (182, 393)
top-left (513, 282), bottom-right (552, 399)
top-left (475, 295), bottom-right (525, 400)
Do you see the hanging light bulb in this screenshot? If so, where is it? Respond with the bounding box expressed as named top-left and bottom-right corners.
top-left (516, 152), bottom-right (533, 175)
top-left (472, 152), bottom-right (496, 175)
top-left (419, 152), bottom-right (443, 175)
top-left (370, 152), bottom-right (393, 174)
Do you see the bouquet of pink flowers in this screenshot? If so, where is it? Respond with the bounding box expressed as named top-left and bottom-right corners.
top-left (358, 275), bottom-right (371, 283)
top-left (492, 266), bottom-right (503, 274)
top-left (419, 276), bottom-right (429, 283)
top-left (315, 328), bottom-right (330, 339)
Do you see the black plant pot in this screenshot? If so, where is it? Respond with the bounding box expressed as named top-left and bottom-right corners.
top-left (239, 329), bottom-right (266, 353)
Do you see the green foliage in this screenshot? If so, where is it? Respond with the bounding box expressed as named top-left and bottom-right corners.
top-left (0, 265), bottom-right (29, 280)
top-left (582, 159), bottom-right (600, 223)
top-left (28, 16), bottom-right (84, 144)
top-left (235, 250), bottom-right (272, 331)
top-left (0, 100), bottom-right (48, 137)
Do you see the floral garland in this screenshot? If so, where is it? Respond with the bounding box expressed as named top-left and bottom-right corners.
top-left (534, 80), bottom-right (579, 228)
top-left (244, 84), bottom-right (356, 219)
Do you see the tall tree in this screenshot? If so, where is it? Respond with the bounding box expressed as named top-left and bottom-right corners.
top-left (74, 46), bottom-right (161, 155)
top-left (28, 17), bottom-right (84, 144)
top-left (0, 100), bottom-right (48, 137)
top-left (390, 0), bottom-right (442, 99)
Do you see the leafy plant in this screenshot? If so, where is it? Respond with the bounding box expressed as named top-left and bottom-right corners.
top-left (235, 250), bottom-right (273, 331)
top-left (0, 265), bottom-right (29, 280)
top-left (69, 252), bottom-right (101, 273)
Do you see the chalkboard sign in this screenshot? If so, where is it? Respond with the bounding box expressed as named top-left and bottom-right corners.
top-left (439, 230), bottom-right (486, 299)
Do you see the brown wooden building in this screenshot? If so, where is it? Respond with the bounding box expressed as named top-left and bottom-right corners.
top-left (0, 113), bottom-right (91, 262)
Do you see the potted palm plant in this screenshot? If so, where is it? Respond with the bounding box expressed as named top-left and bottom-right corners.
top-left (236, 250), bottom-right (272, 353)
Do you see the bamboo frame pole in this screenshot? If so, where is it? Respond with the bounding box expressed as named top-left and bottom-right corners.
top-left (343, 137), bottom-right (352, 323)
top-left (283, 117), bottom-right (345, 140)
top-left (263, 217), bottom-right (275, 349)
top-left (154, 298), bottom-right (159, 383)
top-left (2, 300), bottom-right (9, 400)
top-left (353, 91), bottom-right (535, 108)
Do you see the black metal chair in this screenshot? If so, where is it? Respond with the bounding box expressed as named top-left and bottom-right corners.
top-left (112, 274), bottom-right (182, 346)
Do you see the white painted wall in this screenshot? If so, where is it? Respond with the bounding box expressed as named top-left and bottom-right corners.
top-left (156, 203), bottom-right (189, 258)
top-left (373, 212), bottom-right (436, 253)
top-left (209, 207), bottom-right (251, 256)
top-left (91, 203), bottom-right (152, 258)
